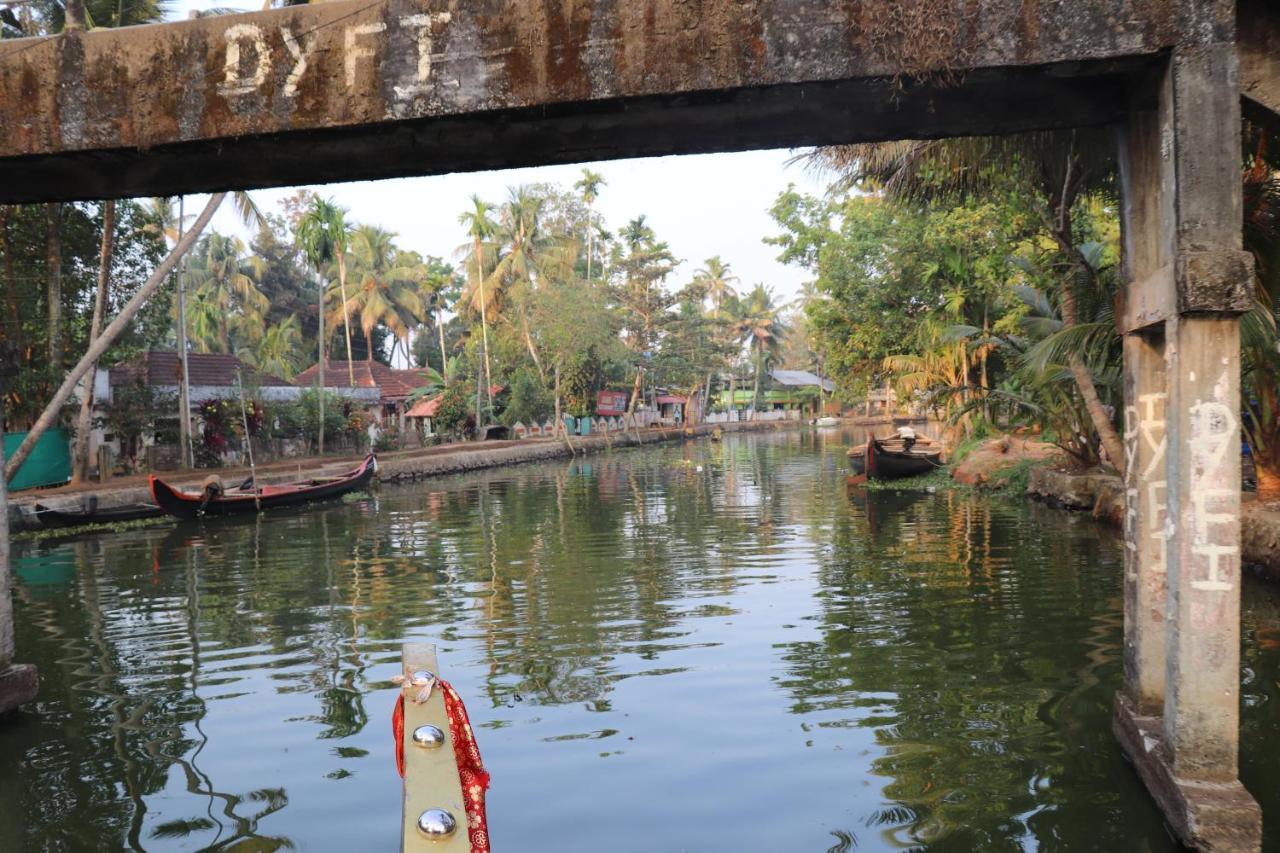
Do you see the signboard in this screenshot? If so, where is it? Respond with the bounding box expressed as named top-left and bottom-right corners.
top-left (595, 390), bottom-right (628, 416)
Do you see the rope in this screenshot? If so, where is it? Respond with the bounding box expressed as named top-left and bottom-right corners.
top-left (393, 675), bottom-right (490, 853)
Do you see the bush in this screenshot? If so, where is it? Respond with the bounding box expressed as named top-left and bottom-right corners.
top-left (434, 383), bottom-right (472, 438)
top-left (501, 369), bottom-right (552, 426)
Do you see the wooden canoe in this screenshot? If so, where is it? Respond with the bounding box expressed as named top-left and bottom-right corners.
top-left (864, 436), bottom-right (942, 481)
top-left (35, 500), bottom-right (163, 528)
top-left (149, 454), bottom-right (377, 520)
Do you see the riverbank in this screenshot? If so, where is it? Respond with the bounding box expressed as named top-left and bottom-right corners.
top-left (937, 435), bottom-right (1280, 579)
top-left (7, 419), bottom-right (795, 533)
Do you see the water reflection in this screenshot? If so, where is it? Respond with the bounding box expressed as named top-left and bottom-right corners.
top-left (1, 430), bottom-right (1276, 851)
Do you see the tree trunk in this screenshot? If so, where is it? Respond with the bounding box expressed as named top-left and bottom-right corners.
top-left (1059, 284), bottom-right (1125, 470)
top-left (1257, 460), bottom-right (1280, 503)
top-left (6, 194), bottom-right (226, 482)
top-left (46, 203), bottom-right (63, 370)
top-left (585, 202), bottom-right (594, 282)
top-left (437, 308), bottom-right (449, 382)
top-left (554, 363), bottom-right (574, 455)
top-left (338, 251), bottom-right (355, 385)
top-left (316, 269), bottom-right (325, 456)
top-left (1044, 168), bottom-right (1125, 473)
top-left (366, 326), bottom-right (375, 364)
top-left (753, 342), bottom-right (762, 415)
top-left (474, 239), bottom-right (493, 418)
top-left (72, 200), bottom-right (115, 484)
top-left (521, 310), bottom-right (544, 383)
top-left (0, 206), bottom-right (20, 345)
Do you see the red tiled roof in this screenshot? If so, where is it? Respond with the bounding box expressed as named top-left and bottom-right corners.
top-left (109, 350), bottom-right (292, 388)
top-left (406, 395), bottom-right (442, 418)
top-left (655, 395), bottom-right (686, 405)
top-left (293, 360), bottom-right (439, 401)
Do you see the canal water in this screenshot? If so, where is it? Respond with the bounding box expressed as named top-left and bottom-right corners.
top-left (3, 428), bottom-right (1279, 851)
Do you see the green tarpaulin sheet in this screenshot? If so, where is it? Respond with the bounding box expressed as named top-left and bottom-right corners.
top-left (4, 428), bottom-right (71, 491)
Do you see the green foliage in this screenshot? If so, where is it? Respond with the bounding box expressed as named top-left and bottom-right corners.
top-left (433, 383), bottom-right (472, 437)
top-left (501, 368), bottom-right (552, 426)
top-left (99, 377), bottom-right (174, 468)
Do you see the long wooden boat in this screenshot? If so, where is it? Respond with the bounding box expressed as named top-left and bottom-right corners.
top-left (849, 432), bottom-right (942, 479)
top-left (35, 500), bottom-right (163, 528)
top-left (149, 454), bottom-right (377, 520)
top-left (864, 436), bottom-right (942, 481)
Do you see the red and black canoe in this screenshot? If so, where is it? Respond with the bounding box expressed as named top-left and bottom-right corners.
top-left (149, 454), bottom-right (377, 520)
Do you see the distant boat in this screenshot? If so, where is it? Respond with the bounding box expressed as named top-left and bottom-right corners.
top-left (150, 454), bottom-right (377, 520)
top-left (864, 434), bottom-right (942, 480)
top-left (35, 500), bottom-right (163, 528)
top-left (815, 416), bottom-right (840, 428)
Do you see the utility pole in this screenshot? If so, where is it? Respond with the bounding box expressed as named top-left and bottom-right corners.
top-left (0, 341), bottom-right (37, 717)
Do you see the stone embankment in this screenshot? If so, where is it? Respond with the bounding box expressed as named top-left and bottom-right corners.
top-left (8, 420), bottom-right (793, 533)
top-left (1024, 457), bottom-right (1280, 580)
top-left (942, 435), bottom-right (1280, 578)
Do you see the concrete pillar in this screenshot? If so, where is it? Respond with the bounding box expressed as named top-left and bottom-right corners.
top-left (1164, 315), bottom-right (1243, 779)
top-left (1113, 34), bottom-right (1262, 850)
top-left (1121, 330), bottom-right (1168, 714)
top-left (0, 367), bottom-right (38, 717)
top-left (1117, 95), bottom-right (1174, 715)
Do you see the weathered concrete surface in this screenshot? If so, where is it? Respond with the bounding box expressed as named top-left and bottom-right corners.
top-left (0, 664), bottom-right (37, 716)
top-left (1113, 693), bottom-right (1262, 852)
top-left (0, 0), bottom-right (1206, 202)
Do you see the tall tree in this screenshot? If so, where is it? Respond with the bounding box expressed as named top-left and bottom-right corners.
top-left (736, 284), bottom-right (787, 410)
top-left (70, 200), bottom-right (114, 483)
top-left (337, 226), bottom-right (425, 364)
top-left (611, 216), bottom-right (678, 414)
top-left (297, 198), bottom-right (354, 384)
top-left (575, 169), bottom-right (606, 282)
top-left (694, 256), bottom-right (738, 315)
top-left (458, 195), bottom-right (498, 414)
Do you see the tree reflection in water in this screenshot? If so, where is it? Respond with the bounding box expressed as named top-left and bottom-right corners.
top-left (2, 430), bottom-right (1278, 851)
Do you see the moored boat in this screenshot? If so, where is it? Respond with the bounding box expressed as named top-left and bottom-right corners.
top-left (847, 444), bottom-right (867, 476)
top-left (816, 416), bottom-right (840, 428)
top-left (149, 453), bottom-right (377, 520)
top-left (864, 433), bottom-right (942, 481)
top-left (35, 500), bottom-right (163, 528)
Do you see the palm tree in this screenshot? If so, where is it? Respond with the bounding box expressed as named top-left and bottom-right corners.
top-left (486, 186), bottom-right (571, 380)
top-left (297, 197), bottom-right (355, 385)
top-left (247, 315), bottom-right (304, 379)
top-left (694, 256), bottom-right (738, 314)
top-left (575, 168), bottom-right (606, 281)
top-left (183, 233), bottom-right (268, 353)
top-left (336, 225), bottom-right (425, 364)
top-left (737, 284), bottom-right (787, 411)
top-left (803, 131), bottom-right (1126, 469)
top-left (457, 195), bottom-right (498, 413)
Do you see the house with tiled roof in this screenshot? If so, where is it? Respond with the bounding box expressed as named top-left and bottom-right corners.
top-left (293, 359), bottom-right (440, 429)
top-left (104, 350), bottom-right (297, 400)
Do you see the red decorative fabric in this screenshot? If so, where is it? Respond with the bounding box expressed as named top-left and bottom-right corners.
top-left (393, 681), bottom-right (491, 853)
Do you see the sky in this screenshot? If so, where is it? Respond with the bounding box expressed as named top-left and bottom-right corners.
top-left (200, 151), bottom-right (824, 304)
top-left (162, 3), bottom-right (828, 308)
